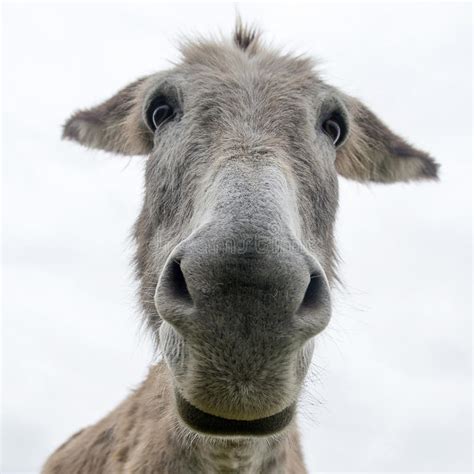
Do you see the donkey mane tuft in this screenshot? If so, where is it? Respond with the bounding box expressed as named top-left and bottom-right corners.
top-left (233, 20), bottom-right (260, 52)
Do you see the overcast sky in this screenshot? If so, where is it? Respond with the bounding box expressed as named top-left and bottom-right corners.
top-left (2, 2), bottom-right (472, 473)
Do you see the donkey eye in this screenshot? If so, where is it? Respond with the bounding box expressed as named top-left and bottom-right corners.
top-left (146, 96), bottom-right (175, 132)
top-left (152, 105), bottom-right (173, 129)
top-left (323, 120), bottom-right (341, 145)
top-left (322, 112), bottom-right (347, 147)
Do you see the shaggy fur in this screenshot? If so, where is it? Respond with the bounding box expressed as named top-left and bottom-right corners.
top-left (45, 23), bottom-right (438, 473)
top-left (43, 361), bottom-right (306, 474)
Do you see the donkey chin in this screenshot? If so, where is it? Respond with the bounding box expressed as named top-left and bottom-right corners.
top-left (154, 225), bottom-right (332, 438)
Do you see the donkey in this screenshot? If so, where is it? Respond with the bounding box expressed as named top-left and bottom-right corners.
top-left (43, 24), bottom-right (438, 474)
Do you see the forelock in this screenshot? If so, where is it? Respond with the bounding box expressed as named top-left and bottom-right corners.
top-left (178, 21), bottom-right (261, 65)
top-left (178, 23), bottom-right (316, 80)
top-left (233, 21), bottom-right (260, 53)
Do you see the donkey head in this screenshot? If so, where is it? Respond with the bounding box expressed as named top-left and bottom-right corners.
top-left (63, 25), bottom-right (438, 437)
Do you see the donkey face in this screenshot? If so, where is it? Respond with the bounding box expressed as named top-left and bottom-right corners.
top-left (64, 26), bottom-right (438, 437)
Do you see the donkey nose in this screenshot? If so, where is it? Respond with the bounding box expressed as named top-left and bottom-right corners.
top-left (155, 236), bottom-right (331, 339)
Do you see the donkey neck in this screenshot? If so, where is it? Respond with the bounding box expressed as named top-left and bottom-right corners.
top-left (41, 360), bottom-right (306, 473)
top-left (150, 361), bottom-right (301, 473)
top-left (171, 432), bottom-right (288, 474)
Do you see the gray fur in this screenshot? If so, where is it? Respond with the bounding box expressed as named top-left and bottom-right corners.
top-left (46, 24), bottom-right (439, 473)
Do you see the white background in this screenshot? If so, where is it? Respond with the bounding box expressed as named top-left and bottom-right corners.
top-left (2, 2), bottom-right (472, 472)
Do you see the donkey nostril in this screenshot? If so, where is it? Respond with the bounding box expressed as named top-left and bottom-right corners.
top-left (166, 259), bottom-right (193, 305)
top-left (295, 270), bottom-right (331, 337)
top-left (300, 273), bottom-right (323, 311)
top-left (155, 257), bottom-right (195, 329)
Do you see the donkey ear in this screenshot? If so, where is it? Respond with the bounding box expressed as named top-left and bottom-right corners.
top-left (63, 77), bottom-right (153, 155)
top-left (335, 95), bottom-right (439, 183)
